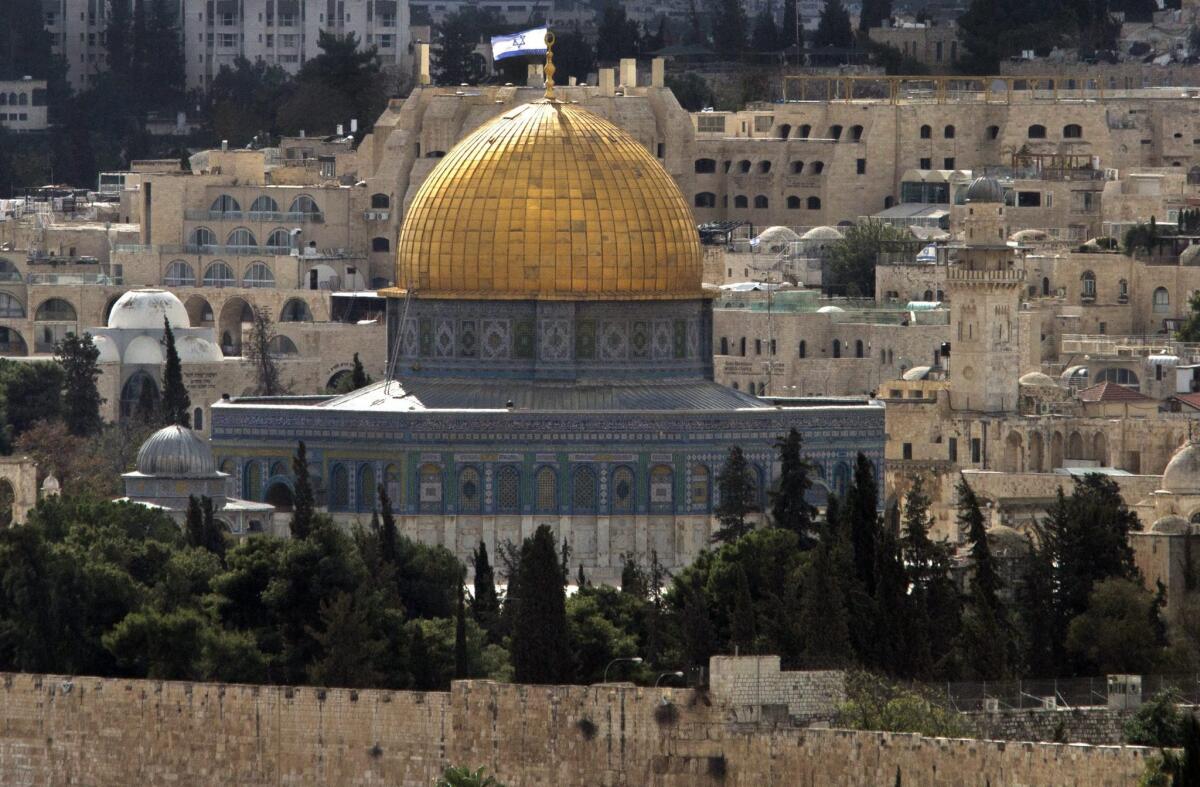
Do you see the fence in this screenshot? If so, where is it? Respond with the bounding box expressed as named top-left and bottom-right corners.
top-left (919, 674), bottom-right (1200, 712)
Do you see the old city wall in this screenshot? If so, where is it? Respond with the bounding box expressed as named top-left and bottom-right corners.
top-left (0, 672), bottom-right (1157, 786)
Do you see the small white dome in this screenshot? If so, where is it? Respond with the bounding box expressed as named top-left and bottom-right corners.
top-left (123, 335), bottom-right (163, 365)
top-left (903, 365), bottom-right (932, 381)
top-left (136, 425), bottom-right (216, 477)
top-left (817, 305), bottom-right (845, 313)
top-left (176, 335), bottom-right (223, 363)
top-left (1162, 441), bottom-right (1200, 495)
top-left (756, 226), bottom-right (802, 244)
top-left (802, 226), bottom-right (845, 241)
top-left (93, 335), bottom-right (121, 364)
top-left (1019, 371), bottom-right (1058, 387)
top-left (107, 289), bottom-right (190, 330)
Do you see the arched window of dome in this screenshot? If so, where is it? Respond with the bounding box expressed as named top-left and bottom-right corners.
top-left (850, 125), bottom-right (863, 142)
top-left (249, 195), bottom-right (278, 215)
top-left (738, 159), bottom-right (751, 173)
top-left (280, 298), bottom-right (313, 322)
top-left (787, 196), bottom-right (801, 209)
top-left (1153, 286), bottom-right (1170, 313)
top-left (189, 227), bottom-right (217, 249)
top-left (689, 465), bottom-right (710, 510)
top-left (210, 194), bottom-right (240, 215)
top-left (1028, 124), bottom-right (1046, 139)
top-left (418, 463), bottom-right (443, 513)
top-left (227, 227), bottom-right (257, 249)
top-left (370, 193), bottom-right (390, 209)
top-left (358, 465), bottom-right (376, 512)
top-left (809, 161), bottom-right (824, 174)
top-left (610, 466), bottom-right (635, 514)
top-left (694, 192), bottom-right (716, 208)
top-left (1063, 124), bottom-right (1082, 139)
top-left (694, 158), bottom-right (716, 174)
top-left (828, 124), bottom-right (842, 140)
top-left (943, 124), bottom-right (955, 139)
top-left (328, 464), bottom-right (349, 509)
top-left (372, 237), bottom-right (391, 252)
top-left (35, 297), bottom-right (76, 321)
top-left (935, 289), bottom-right (944, 301)
top-left (798, 124), bottom-right (811, 139)
top-left (165, 260), bottom-right (195, 287)
top-left (832, 339), bottom-right (841, 358)
top-left (534, 466), bottom-right (557, 513)
top-left (496, 465), bottom-right (520, 513)
top-left (193, 407), bottom-right (203, 431)
top-left (649, 464), bottom-right (673, 513)
top-left (458, 466), bottom-right (481, 513)
top-left (243, 262), bottom-right (275, 288)
top-left (855, 339), bottom-right (864, 358)
top-left (791, 161), bottom-right (804, 174)
top-left (798, 340), bottom-right (806, 358)
top-left (119, 371), bottom-right (158, 419)
top-left (266, 228), bottom-right (291, 251)
top-left (202, 261), bottom-right (235, 288)
top-left (384, 463), bottom-right (402, 505)
top-left (244, 461), bottom-right (265, 501)
top-left (734, 195), bottom-right (749, 209)
top-left (1080, 270), bottom-right (1096, 299)
top-left (920, 124), bottom-right (931, 139)
top-left (6, 93), bottom-right (15, 105)
top-left (572, 466), bottom-right (597, 513)
top-left (0, 292), bottom-right (23, 318)
top-left (758, 160), bottom-right (771, 173)
top-left (267, 335), bottom-right (299, 356)
top-left (807, 196), bottom-right (821, 210)
top-left (754, 195), bottom-right (769, 209)
top-left (289, 194), bottom-right (321, 216)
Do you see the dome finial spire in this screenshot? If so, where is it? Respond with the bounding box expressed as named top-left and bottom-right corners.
top-left (543, 30), bottom-right (556, 100)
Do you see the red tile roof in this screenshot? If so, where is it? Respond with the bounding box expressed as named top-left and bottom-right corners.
top-left (1173, 392), bottom-right (1200, 411)
top-left (1077, 381), bottom-right (1153, 403)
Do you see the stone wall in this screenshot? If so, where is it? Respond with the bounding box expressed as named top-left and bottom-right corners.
top-left (708, 656), bottom-right (845, 722)
top-left (0, 672), bottom-right (1159, 786)
top-left (964, 707), bottom-right (1132, 745)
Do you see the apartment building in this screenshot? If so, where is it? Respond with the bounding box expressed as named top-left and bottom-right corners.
top-left (0, 79), bottom-right (49, 132)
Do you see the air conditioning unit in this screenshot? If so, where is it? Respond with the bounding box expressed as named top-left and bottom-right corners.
top-left (983, 698), bottom-right (1000, 712)
top-left (1042, 696), bottom-right (1058, 710)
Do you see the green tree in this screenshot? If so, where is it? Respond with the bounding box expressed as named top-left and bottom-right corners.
top-left (56, 333), bottom-right (103, 437)
top-left (550, 27), bottom-right (595, 84)
top-left (1176, 290), bottom-right (1200, 342)
top-left (184, 495), bottom-right (226, 559)
top-left (955, 477), bottom-right (1010, 679)
top-left (286, 30), bottom-right (384, 134)
top-left (665, 73), bottom-right (713, 111)
top-left (378, 485), bottom-right (398, 564)
top-left (160, 316), bottom-right (190, 427)
top-left (712, 446), bottom-right (758, 543)
top-left (509, 525), bottom-right (571, 684)
top-left (1182, 712), bottom-right (1200, 787)
top-left (729, 563), bottom-right (757, 653)
top-left (0, 0), bottom-right (55, 80)
top-left (206, 57), bottom-right (294, 145)
top-left (751, 7), bottom-right (780, 51)
top-left (305, 591), bottom-right (385, 687)
top-left (845, 453), bottom-right (879, 593)
top-left (1124, 689), bottom-right (1185, 747)
top-left (436, 766), bottom-right (506, 787)
top-left (799, 506), bottom-right (853, 667)
top-left (900, 477), bottom-right (960, 678)
top-left (827, 220), bottom-right (914, 297)
top-left (433, 9), bottom-right (496, 85)
top-left (1, 361), bottom-right (64, 440)
top-left (859, 0), bottom-right (892, 31)
top-left (105, 0), bottom-right (134, 79)
top-left (245, 306), bottom-right (286, 396)
top-left (814, 0), bottom-right (853, 49)
top-left (454, 584), bottom-right (469, 679)
top-left (596, 4), bottom-right (643, 63)
top-left (567, 585), bottom-right (644, 682)
top-left (290, 441), bottom-right (315, 539)
top-left (712, 0), bottom-right (749, 55)
top-left (769, 427), bottom-right (817, 545)
top-left (781, 0), bottom-right (799, 50)
top-left (351, 352), bottom-right (369, 389)
top-left (1066, 578), bottom-right (1162, 675)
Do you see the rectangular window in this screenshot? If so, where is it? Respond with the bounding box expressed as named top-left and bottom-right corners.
top-left (379, 34), bottom-right (394, 47)
top-left (1016, 191), bottom-right (1042, 207)
top-left (903, 443), bottom-right (912, 460)
top-left (856, 158), bottom-right (866, 175)
top-left (936, 41), bottom-right (943, 61)
top-left (754, 339), bottom-right (762, 355)
top-left (754, 115), bottom-right (774, 133)
top-left (971, 438), bottom-right (981, 463)
top-left (919, 157), bottom-right (931, 170)
top-left (948, 437), bottom-right (957, 462)
top-left (697, 115), bottom-right (726, 134)
top-left (943, 157), bottom-right (955, 169)
top-left (219, 33), bottom-right (237, 47)
top-left (266, 34), bottom-right (274, 46)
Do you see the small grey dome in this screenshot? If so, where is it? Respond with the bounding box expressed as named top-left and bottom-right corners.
top-left (1152, 515), bottom-right (1189, 535)
top-left (136, 425), bottom-right (217, 477)
top-left (1162, 441), bottom-right (1200, 495)
top-left (1019, 371), bottom-right (1058, 387)
top-left (965, 176), bottom-right (1004, 204)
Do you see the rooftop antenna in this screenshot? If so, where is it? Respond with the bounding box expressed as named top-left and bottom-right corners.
top-left (543, 30), bottom-right (557, 101)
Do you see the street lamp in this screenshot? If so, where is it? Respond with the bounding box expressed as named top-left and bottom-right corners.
top-left (603, 657), bottom-right (643, 683)
top-left (656, 671), bottom-right (685, 687)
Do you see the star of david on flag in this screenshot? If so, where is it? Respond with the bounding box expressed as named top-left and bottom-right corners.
top-left (491, 27), bottom-right (549, 61)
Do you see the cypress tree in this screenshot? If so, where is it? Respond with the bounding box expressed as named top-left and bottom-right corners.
top-left (814, 0), bottom-right (853, 48)
top-left (957, 477), bottom-right (1011, 679)
top-left (510, 525), bottom-right (572, 684)
top-left (751, 7), bottom-right (781, 51)
top-left (160, 317), bottom-right (191, 427)
top-left (57, 333), bottom-right (104, 437)
top-left (134, 377), bottom-right (158, 424)
top-left (770, 428), bottom-right (817, 546)
top-left (680, 581), bottom-right (717, 668)
top-left (454, 584), bottom-right (469, 680)
top-left (378, 485), bottom-right (397, 564)
top-left (290, 441), bottom-right (315, 539)
top-left (781, 0), bottom-right (798, 50)
top-left (799, 499), bottom-right (852, 667)
top-left (712, 0), bottom-right (748, 55)
top-left (846, 453), bottom-right (880, 593)
top-left (871, 527), bottom-right (911, 673)
top-left (713, 446), bottom-right (757, 543)
top-left (1182, 712), bottom-right (1200, 787)
top-left (351, 352), bottom-right (368, 390)
top-left (471, 541), bottom-right (500, 643)
top-left (200, 494), bottom-right (226, 559)
top-left (185, 495), bottom-right (204, 548)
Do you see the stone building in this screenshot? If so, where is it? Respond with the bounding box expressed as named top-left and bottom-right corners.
top-left (0, 78), bottom-right (49, 132)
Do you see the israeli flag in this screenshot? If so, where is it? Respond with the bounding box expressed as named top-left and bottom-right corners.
top-left (491, 27), bottom-right (548, 62)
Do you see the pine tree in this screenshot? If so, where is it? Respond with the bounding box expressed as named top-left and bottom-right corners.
top-left (106, 0), bottom-right (133, 78)
top-left (956, 477), bottom-right (1011, 679)
top-left (781, 0), bottom-right (799, 50)
top-left (454, 584), bottom-right (469, 680)
top-left (200, 495), bottom-right (226, 560)
top-left (351, 352), bottom-right (368, 390)
top-left (1182, 712), bottom-right (1200, 787)
top-left (712, 0), bottom-right (748, 55)
top-left (730, 564), bottom-right (757, 654)
top-left (799, 503), bottom-right (853, 667)
top-left (712, 446), bottom-right (757, 543)
top-left (471, 541), bottom-right (500, 643)
top-left (132, 0), bottom-right (147, 92)
top-left (160, 317), bottom-right (191, 427)
top-left (846, 453), bottom-right (880, 593)
top-left (378, 485), bottom-right (397, 564)
top-left (769, 428), bottom-right (817, 546)
top-left (858, 0), bottom-right (892, 31)
top-left (680, 581), bottom-right (717, 668)
top-left (290, 441), bottom-right (315, 539)
top-left (245, 306), bottom-right (285, 396)
top-left (751, 6), bottom-right (781, 51)
top-left (56, 333), bottom-right (103, 437)
top-left (871, 527), bottom-right (912, 674)
top-left (814, 0), bottom-right (853, 49)
top-left (957, 477), bottom-right (998, 608)
top-left (510, 525), bottom-right (572, 684)
top-left (305, 592), bottom-right (384, 688)
top-left (145, 0), bottom-right (185, 109)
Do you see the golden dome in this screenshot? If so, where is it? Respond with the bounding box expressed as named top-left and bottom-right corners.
top-left (391, 101), bottom-right (703, 301)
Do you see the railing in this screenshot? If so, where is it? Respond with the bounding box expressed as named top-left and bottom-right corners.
top-left (27, 272), bottom-right (118, 285)
top-left (1061, 333), bottom-right (1199, 358)
top-left (157, 244), bottom-right (292, 256)
top-left (921, 673), bottom-right (1200, 713)
top-left (946, 268), bottom-right (1025, 283)
top-left (182, 209), bottom-right (324, 223)
top-left (113, 244), bottom-right (153, 254)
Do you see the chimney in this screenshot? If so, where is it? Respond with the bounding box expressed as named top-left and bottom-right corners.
top-left (350, 118), bottom-right (358, 134)
top-left (568, 76), bottom-right (577, 86)
top-left (417, 42), bottom-right (432, 85)
top-left (619, 58), bottom-right (637, 89)
top-left (337, 123), bottom-right (344, 136)
top-left (651, 58), bottom-right (664, 88)
top-left (599, 68), bottom-right (615, 96)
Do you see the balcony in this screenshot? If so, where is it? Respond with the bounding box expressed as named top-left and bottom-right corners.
top-left (183, 209), bottom-right (324, 223)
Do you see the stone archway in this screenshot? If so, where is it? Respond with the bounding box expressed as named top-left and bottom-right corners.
top-left (1092, 432), bottom-right (1108, 466)
top-left (218, 297), bottom-right (254, 356)
top-left (0, 457), bottom-right (40, 526)
top-left (184, 294), bottom-right (214, 327)
top-left (1004, 432), bottom-right (1024, 473)
top-left (1067, 431), bottom-right (1085, 461)
top-left (1050, 432), bottom-right (1064, 469)
top-left (1029, 432), bottom-right (1044, 473)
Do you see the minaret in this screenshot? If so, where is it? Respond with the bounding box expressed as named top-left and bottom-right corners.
top-left (946, 176), bottom-right (1024, 413)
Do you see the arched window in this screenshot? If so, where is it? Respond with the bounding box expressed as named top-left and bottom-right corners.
top-left (17, 93), bottom-right (27, 106)
top-left (249, 195), bottom-right (278, 214)
top-left (798, 340), bottom-right (806, 358)
top-left (267, 335), bottom-right (299, 356)
top-left (738, 160), bottom-right (751, 173)
top-left (189, 227), bottom-right (217, 248)
top-left (497, 465), bottom-right (520, 513)
top-left (855, 339), bottom-right (864, 358)
top-left (1028, 124), bottom-right (1046, 139)
top-left (920, 124), bottom-right (931, 139)
top-left (611, 466), bottom-right (635, 514)
top-left (798, 124), bottom-right (811, 139)
top-left (832, 461), bottom-right (851, 497)
top-left (211, 194), bottom-right (240, 214)
top-left (807, 196), bottom-right (821, 210)
top-left (694, 192), bottom-right (716, 208)
top-left (694, 158), bottom-right (716, 173)
top-left (458, 466), bottom-right (481, 513)
top-left (987, 125), bottom-right (1000, 140)
top-left (1063, 124), bottom-right (1082, 139)
top-left (193, 407), bottom-right (203, 431)
top-left (372, 237), bottom-right (390, 252)
top-left (809, 161), bottom-right (824, 174)
top-left (1153, 287), bottom-right (1170, 313)
top-left (243, 262), bottom-right (275, 288)
top-left (0, 94), bottom-right (6, 105)
top-left (1096, 368), bottom-right (1140, 387)
top-left (244, 461), bottom-right (264, 502)
top-left (1118, 279), bottom-right (1129, 301)
top-left (758, 160), bottom-right (771, 173)
top-left (719, 337), bottom-right (729, 354)
top-left (754, 195), bottom-right (768, 209)
top-left (227, 228), bottom-right (257, 248)
top-left (787, 196), bottom-right (801, 209)
top-left (164, 260), bottom-right (195, 287)
top-left (850, 125), bottom-right (863, 142)
top-left (572, 466), bottom-right (597, 513)
top-left (778, 123), bottom-right (791, 139)
top-left (203, 261), bottom-right (235, 287)
top-left (828, 124), bottom-right (842, 140)
top-left (329, 464), bottom-right (349, 509)
top-left (384, 463), bottom-right (402, 505)
top-left (419, 463), bottom-right (443, 513)
top-left (689, 465), bottom-right (710, 510)
top-left (1081, 270), bottom-right (1096, 299)
top-left (649, 465), bottom-right (673, 512)
top-left (119, 371), bottom-right (158, 419)
top-left (924, 289), bottom-right (933, 301)
top-left (535, 466), bottom-right (557, 512)
top-left (265, 228), bottom-right (291, 251)
top-left (944, 124), bottom-right (955, 139)
top-left (358, 465), bottom-right (376, 512)
top-left (34, 298), bottom-right (75, 321)
top-left (1042, 276), bottom-right (1051, 296)
top-left (370, 193), bottom-right (390, 209)
top-left (734, 195), bottom-right (748, 208)
top-left (281, 298), bottom-right (313, 322)
top-left (791, 161), bottom-right (804, 174)
top-left (0, 293), bottom-right (22, 319)
top-left (832, 339), bottom-right (841, 358)
top-left (289, 195), bottom-right (321, 216)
